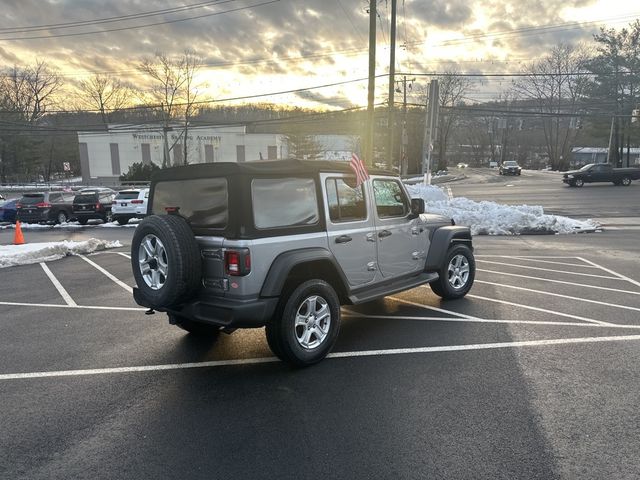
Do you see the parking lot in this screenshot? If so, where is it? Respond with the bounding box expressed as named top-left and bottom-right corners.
top-left (2, 230), bottom-right (640, 479)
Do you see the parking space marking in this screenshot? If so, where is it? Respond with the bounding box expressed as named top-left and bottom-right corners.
top-left (39, 263), bottom-right (77, 307)
top-left (476, 280), bottom-right (640, 313)
top-left (465, 293), bottom-right (612, 326)
top-left (577, 256), bottom-right (640, 289)
top-left (477, 269), bottom-right (640, 296)
top-left (387, 296), bottom-right (480, 319)
top-left (117, 252), bottom-right (131, 259)
top-left (476, 260), bottom-right (623, 280)
top-left (475, 255), bottom-right (597, 268)
top-left (78, 254), bottom-right (133, 293)
top-left (3, 334), bottom-right (640, 381)
top-left (342, 312), bottom-right (640, 330)
top-left (0, 301), bottom-right (144, 312)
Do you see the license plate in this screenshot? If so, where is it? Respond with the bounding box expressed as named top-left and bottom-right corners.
top-left (81, 206), bottom-right (86, 210)
top-left (26, 209), bottom-right (34, 213)
top-left (121, 203), bottom-right (127, 207)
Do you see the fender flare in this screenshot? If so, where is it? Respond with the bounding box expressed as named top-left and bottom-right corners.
top-left (260, 248), bottom-right (349, 297)
top-left (424, 226), bottom-right (473, 271)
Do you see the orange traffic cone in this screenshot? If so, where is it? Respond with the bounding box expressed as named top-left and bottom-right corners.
top-left (13, 220), bottom-right (25, 245)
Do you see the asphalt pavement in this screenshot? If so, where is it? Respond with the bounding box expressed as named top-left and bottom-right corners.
top-left (2, 172), bottom-right (640, 479)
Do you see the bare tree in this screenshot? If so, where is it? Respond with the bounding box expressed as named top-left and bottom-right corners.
top-left (138, 50), bottom-right (204, 167)
top-left (77, 74), bottom-right (130, 124)
top-left (512, 44), bottom-right (591, 170)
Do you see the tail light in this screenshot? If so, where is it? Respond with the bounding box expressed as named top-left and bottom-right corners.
top-left (131, 199), bottom-right (144, 204)
top-left (16, 203), bottom-right (22, 208)
top-left (35, 202), bottom-right (52, 208)
top-left (224, 249), bottom-right (251, 276)
top-left (95, 202), bottom-right (102, 210)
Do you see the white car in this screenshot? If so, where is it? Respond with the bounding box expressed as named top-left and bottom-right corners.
top-left (111, 188), bottom-right (149, 225)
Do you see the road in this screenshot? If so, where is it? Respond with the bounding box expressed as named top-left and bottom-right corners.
top-left (1, 173), bottom-right (640, 479)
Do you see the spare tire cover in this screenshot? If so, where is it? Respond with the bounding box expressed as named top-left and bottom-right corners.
top-left (131, 214), bottom-right (202, 308)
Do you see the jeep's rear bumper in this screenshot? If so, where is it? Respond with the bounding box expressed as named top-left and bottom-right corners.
top-left (133, 288), bottom-right (279, 328)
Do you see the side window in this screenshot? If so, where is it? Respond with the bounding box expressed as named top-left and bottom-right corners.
top-left (49, 193), bottom-right (61, 202)
top-left (326, 178), bottom-right (366, 222)
top-left (252, 178), bottom-right (318, 229)
top-left (373, 179), bottom-right (409, 218)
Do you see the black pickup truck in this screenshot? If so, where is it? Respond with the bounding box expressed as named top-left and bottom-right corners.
top-left (563, 163), bottom-right (640, 187)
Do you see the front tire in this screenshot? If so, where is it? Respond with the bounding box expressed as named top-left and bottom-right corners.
top-left (430, 244), bottom-right (475, 300)
top-left (266, 279), bottom-right (341, 367)
top-left (131, 215), bottom-right (202, 308)
top-left (621, 176), bottom-right (632, 186)
top-left (574, 178), bottom-right (584, 187)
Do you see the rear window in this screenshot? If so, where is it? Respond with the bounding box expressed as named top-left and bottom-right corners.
top-left (115, 191), bottom-right (140, 200)
top-left (20, 194), bottom-right (45, 205)
top-left (252, 178), bottom-right (319, 229)
top-left (74, 193), bottom-right (98, 203)
top-left (152, 178), bottom-right (228, 229)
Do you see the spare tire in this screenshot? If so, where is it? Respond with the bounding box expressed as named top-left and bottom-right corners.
top-left (131, 214), bottom-right (202, 308)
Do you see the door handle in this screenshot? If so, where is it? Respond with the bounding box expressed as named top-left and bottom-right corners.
top-left (335, 235), bottom-right (353, 244)
top-left (378, 229), bottom-right (392, 238)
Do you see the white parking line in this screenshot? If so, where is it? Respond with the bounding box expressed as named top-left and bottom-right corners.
top-left (476, 259), bottom-right (623, 280)
top-left (78, 255), bottom-right (133, 293)
top-left (0, 301), bottom-right (145, 312)
top-left (342, 312), bottom-right (640, 330)
top-left (577, 257), bottom-right (640, 289)
top-left (475, 256), bottom-right (598, 268)
top-left (39, 263), bottom-right (77, 307)
top-left (117, 252), bottom-right (131, 259)
top-left (3, 334), bottom-right (640, 381)
top-left (478, 269), bottom-right (640, 296)
top-left (465, 293), bottom-right (612, 326)
top-left (476, 280), bottom-right (640, 313)
top-left (388, 296), bottom-right (480, 319)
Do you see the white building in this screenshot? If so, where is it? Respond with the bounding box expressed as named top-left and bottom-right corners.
top-left (77, 124), bottom-right (358, 184)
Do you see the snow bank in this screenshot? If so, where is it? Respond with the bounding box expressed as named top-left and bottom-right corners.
top-left (406, 183), bottom-right (600, 235)
top-left (0, 239), bottom-right (123, 268)
top-left (0, 220), bottom-right (139, 230)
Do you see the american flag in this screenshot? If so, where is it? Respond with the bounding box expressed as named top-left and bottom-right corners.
top-left (350, 153), bottom-right (370, 187)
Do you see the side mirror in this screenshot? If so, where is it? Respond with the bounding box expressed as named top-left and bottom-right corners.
top-left (410, 198), bottom-right (425, 217)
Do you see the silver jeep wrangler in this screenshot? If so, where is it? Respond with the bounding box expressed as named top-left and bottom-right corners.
top-left (131, 160), bottom-right (475, 366)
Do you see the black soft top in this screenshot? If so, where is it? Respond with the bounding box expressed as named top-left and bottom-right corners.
top-left (152, 159), bottom-right (394, 182)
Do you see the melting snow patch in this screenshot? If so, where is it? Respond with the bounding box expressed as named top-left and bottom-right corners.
top-left (0, 239), bottom-right (123, 268)
top-left (406, 183), bottom-right (600, 235)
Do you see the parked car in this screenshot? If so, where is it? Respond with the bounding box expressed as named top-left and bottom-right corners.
top-left (131, 160), bottom-right (475, 366)
top-left (111, 188), bottom-right (149, 225)
top-left (16, 191), bottom-right (75, 224)
top-left (72, 190), bottom-right (115, 224)
top-left (0, 199), bottom-right (18, 223)
top-left (563, 163), bottom-right (640, 187)
top-left (457, 163), bottom-right (468, 168)
top-left (489, 161), bottom-right (498, 169)
top-left (499, 161), bottom-right (522, 176)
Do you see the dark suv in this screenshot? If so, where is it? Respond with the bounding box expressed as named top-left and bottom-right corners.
top-left (16, 191), bottom-right (75, 224)
top-left (132, 160), bottom-right (475, 366)
top-left (72, 190), bottom-right (115, 224)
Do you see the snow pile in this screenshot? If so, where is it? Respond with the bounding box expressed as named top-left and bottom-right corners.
top-left (406, 183), bottom-right (600, 235)
top-left (0, 239), bottom-right (123, 268)
top-left (0, 220), bottom-right (140, 230)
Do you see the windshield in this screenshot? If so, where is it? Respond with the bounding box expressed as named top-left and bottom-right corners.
top-left (115, 191), bottom-right (140, 200)
top-left (19, 194), bottom-right (45, 205)
top-left (73, 193), bottom-right (98, 203)
top-left (504, 161), bottom-right (518, 167)
top-left (579, 164), bottom-right (595, 172)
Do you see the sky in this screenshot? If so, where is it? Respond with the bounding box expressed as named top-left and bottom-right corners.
top-left (1, 0), bottom-right (639, 110)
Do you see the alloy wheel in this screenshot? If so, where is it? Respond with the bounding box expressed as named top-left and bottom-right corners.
top-left (447, 254), bottom-right (470, 289)
top-left (138, 234), bottom-right (168, 290)
top-left (294, 295), bottom-right (331, 350)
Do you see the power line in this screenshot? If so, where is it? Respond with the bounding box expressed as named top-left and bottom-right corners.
top-left (0, 0), bottom-right (279, 41)
top-left (0, 0), bottom-right (237, 34)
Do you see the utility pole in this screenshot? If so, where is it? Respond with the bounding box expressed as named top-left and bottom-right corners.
top-left (365, 0), bottom-right (376, 166)
top-left (387, 0), bottom-right (397, 171)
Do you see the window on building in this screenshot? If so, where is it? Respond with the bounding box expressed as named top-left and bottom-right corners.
top-left (141, 144), bottom-right (151, 165)
top-left (236, 145), bottom-right (245, 163)
top-left (173, 144), bottom-right (183, 165)
top-left (267, 145), bottom-right (277, 160)
top-left (205, 144), bottom-right (215, 163)
top-left (110, 143), bottom-right (121, 175)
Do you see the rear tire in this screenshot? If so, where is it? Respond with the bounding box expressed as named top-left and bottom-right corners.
top-left (56, 211), bottom-right (67, 224)
top-left (266, 279), bottom-right (340, 367)
top-left (430, 244), bottom-right (475, 300)
top-left (78, 217), bottom-right (89, 225)
top-left (131, 215), bottom-right (202, 308)
top-left (116, 216), bottom-right (129, 225)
